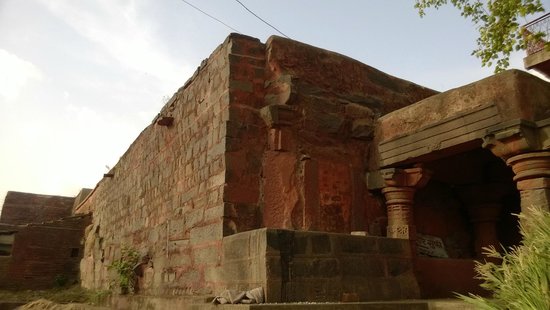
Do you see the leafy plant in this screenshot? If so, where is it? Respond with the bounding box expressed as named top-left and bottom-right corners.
top-left (415, 0), bottom-right (546, 72)
top-left (458, 205), bottom-right (550, 309)
top-left (53, 274), bottom-right (68, 287)
top-left (109, 246), bottom-right (140, 295)
top-left (88, 289), bottom-right (111, 305)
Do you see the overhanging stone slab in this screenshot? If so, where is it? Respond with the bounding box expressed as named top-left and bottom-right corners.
top-left (379, 104), bottom-right (501, 167)
top-left (375, 70), bottom-right (550, 168)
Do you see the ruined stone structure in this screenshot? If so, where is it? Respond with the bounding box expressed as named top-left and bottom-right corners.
top-left (0, 191), bottom-right (90, 289)
top-left (369, 69), bottom-right (550, 297)
top-left (6, 33), bottom-right (550, 305)
top-left (1, 191), bottom-right (75, 225)
top-left (72, 34), bottom-right (550, 303)
top-left (74, 34), bottom-right (441, 301)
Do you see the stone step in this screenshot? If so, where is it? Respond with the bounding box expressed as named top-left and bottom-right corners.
top-left (189, 299), bottom-right (476, 310)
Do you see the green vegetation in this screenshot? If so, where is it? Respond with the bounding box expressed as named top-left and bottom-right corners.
top-left (108, 246), bottom-right (140, 295)
top-left (458, 206), bottom-right (550, 309)
top-left (415, 0), bottom-right (546, 72)
top-left (54, 274), bottom-right (69, 287)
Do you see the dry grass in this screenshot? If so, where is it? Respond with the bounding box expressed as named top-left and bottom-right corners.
top-left (0, 285), bottom-right (110, 306)
top-left (458, 206), bottom-right (550, 309)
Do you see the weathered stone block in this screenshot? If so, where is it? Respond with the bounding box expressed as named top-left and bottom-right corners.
top-left (341, 257), bottom-right (385, 277)
top-left (386, 258), bottom-right (413, 277)
top-left (189, 223), bottom-right (222, 245)
top-left (305, 111), bottom-right (346, 134)
top-left (378, 237), bottom-right (411, 256)
top-left (259, 104), bottom-right (299, 128)
top-left (193, 246), bottom-right (220, 266)
top-left (351, 118), bottom-right (375, 140)
top-left (229, 80), bottom-right (253, 93)
top-left (267, 128), bottom-right (295, 151)
top-left (223, 233), bottom-right (249, 260)
top-left (291, 258), bottom-right (340, 278)
top-left (337, 235), bottom-right (378, 254)
top-left (310, 234), bottom-right (331, 254)
top-left (291, 233), bottom-right (309, 255)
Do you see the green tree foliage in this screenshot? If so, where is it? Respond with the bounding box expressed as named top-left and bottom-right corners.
top-left (415, 0), bottom-right (546, 72)
top-left (458, 206), bottom-right (550, 309)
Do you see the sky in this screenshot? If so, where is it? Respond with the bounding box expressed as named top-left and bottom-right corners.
top-left (0, 0), bottom-right (549, 209)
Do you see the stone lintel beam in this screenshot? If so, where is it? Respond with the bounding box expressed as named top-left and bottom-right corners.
top-left (379, 167), bottom-right (431, 240)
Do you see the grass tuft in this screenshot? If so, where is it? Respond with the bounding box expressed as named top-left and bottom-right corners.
top-left (458, 205), bottom-right (550, 310)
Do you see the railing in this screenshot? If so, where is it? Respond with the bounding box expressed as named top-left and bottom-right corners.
top-left (524, 13), bottom-right (550, 55)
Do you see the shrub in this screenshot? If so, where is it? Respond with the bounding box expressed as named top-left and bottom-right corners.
top-left (53, 274), bottom-right (68, 287)
top-left (458, 206), bottom-right (550, 309)
top-left (108, 246), bottom-right (140, 295)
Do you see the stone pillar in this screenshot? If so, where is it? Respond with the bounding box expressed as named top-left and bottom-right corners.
top-left (507, 151), bottom-right (550, 213)
top-left (380, 167), bottom-right (431, 239)
top-left (456, 183), bottom-right (510, 258)
top-left (483, 119), bottom-right (550, 214)
top-left (467, 204), bottom-right (502, 258)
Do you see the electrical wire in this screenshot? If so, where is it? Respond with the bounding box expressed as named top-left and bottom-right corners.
top-left (233, 0), bottom-right (290, 38)
top-left (179, 0), bottom-right (241, 33)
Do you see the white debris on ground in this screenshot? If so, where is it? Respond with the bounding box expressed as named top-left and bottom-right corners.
top-left (16, 299), bottom-right (108, 310)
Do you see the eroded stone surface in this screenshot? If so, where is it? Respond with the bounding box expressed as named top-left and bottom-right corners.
top-left (73, 34), bottom-right (436, 297)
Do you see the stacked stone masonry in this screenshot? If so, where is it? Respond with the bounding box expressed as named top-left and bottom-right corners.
top-left (4, 33), bottom-right (550, 305)
top-left (221, 229), bottom-right (419, 302)
top-left (0, 191), bottom-right (75, 225)
top-left (75, 34), bottom-right (436, 297)
top-left (0, 214), bottom-right (90, 289)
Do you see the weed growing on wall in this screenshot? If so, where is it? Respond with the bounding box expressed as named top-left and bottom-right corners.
top-left (458, 206), bottom-right (550, 309)
top-left (109, 246), bottom-right (140, 295)
top-left (53, 274), bottom-right (68, 287)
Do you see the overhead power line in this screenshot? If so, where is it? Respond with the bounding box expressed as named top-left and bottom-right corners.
top-left (179, 0), bottom-right (241, 33)
top-left (233, 0), bottom-right (290, 38)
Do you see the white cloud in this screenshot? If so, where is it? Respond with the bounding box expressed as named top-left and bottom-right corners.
top-left (36, 0), bottom-right (190, 88)
top-left (0, 49), bottom-right (43, 104)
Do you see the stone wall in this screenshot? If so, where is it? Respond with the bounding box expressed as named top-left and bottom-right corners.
top-left (76, 33), bottom-right (436, 297)
top-left (0, 214), bottom-right (90, 289)
top-left (220, 229), bottom-right (419, 302)
top-left (76, 34), bottom-right (242, 295)
top-left (0, 191), bottom-right (75, 225)
top-left (227, 36), bottom-right (437, 235)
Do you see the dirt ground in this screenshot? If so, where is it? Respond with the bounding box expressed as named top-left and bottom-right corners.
top-left (16, 299), bottom-right (109, 310)
top-left (0, 286), bottom-right (110, 309)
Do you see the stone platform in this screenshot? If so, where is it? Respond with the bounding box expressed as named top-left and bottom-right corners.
top-left (109, 296), bottom-right (475, 310)
top-left (218, 229), bottom-right (418, 302)
top-left (190, 300), bottom-right (475, 310)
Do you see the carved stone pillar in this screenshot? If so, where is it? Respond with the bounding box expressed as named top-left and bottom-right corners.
top-left (456, 183), bottom-right (510, 258)
top-left (380, 167), bottom-right (431, 239)
top-left (483, 119), bottom-right (550, 214)
top-left (507, 151), bottom-right (550, 213)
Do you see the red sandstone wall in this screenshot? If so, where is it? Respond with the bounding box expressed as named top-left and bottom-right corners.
top-left (233, 36), bottom-right (437, 234)
top-left (0, 191), bottom-right (74, 225)
top-left (0, 215), bottom-right (90, 289)
top-left (77, 35), bottom-right (252, 295)
top-left (77, 34), bottom-right (435, 296)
